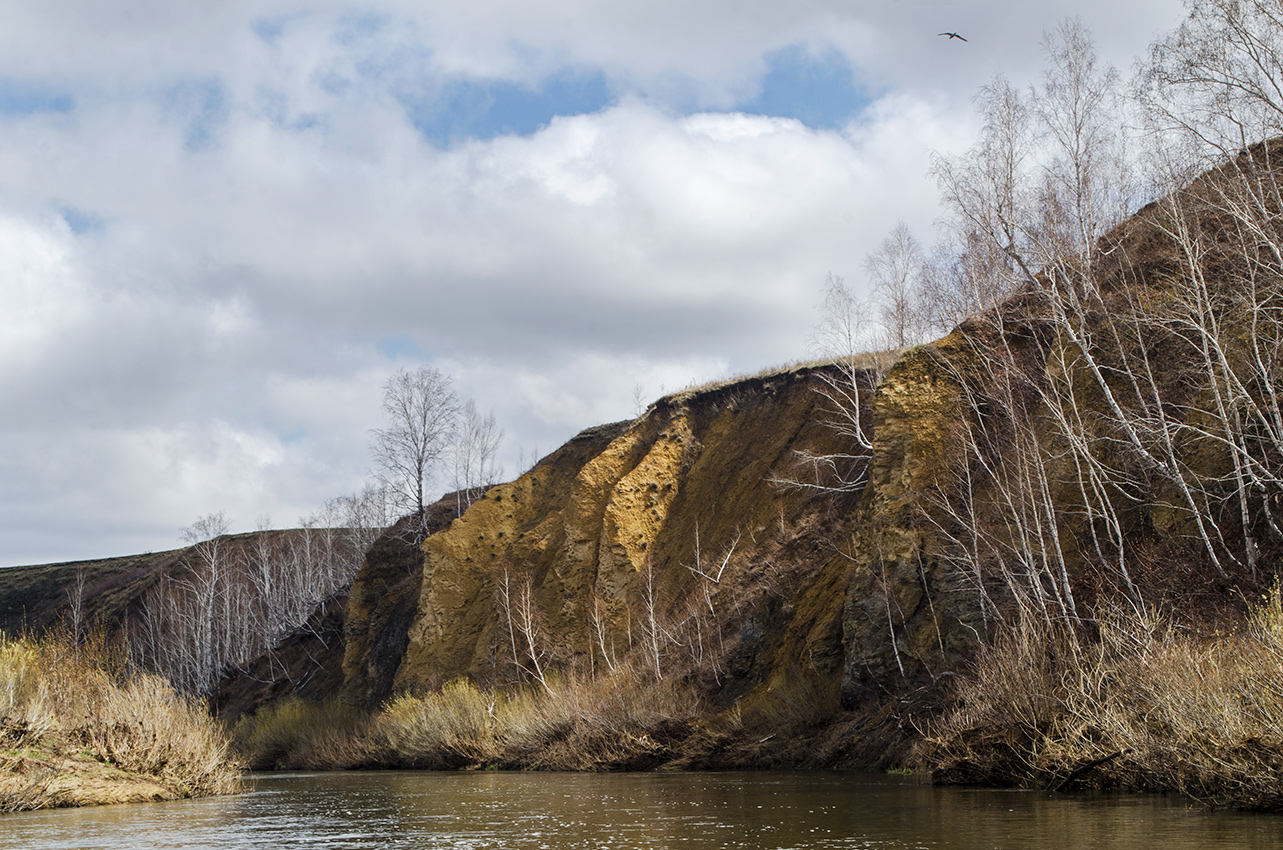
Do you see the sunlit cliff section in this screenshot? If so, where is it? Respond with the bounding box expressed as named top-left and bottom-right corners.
top-left (341, 365), bottom-right (883, 732)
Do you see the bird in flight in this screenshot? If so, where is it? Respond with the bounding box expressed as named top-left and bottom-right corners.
top-left (938, 31), bottom-right (968, 41)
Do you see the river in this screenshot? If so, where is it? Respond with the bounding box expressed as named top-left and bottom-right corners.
top-left (3, 770), bottom-right (1281, 849)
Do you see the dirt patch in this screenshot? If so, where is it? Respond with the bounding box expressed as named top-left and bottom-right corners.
top-left (0, 748), bottom-right (191, 811)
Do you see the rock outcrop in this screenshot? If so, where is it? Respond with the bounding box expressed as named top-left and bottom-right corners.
top-left (341, 365), bottom-right (897, 727)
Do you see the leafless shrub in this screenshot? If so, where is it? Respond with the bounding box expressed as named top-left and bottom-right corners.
top-left (922, 587), bottom-right (1283, 809)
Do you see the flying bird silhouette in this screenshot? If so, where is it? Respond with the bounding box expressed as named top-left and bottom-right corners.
top-left (938, 32), bottom-right (968, 41)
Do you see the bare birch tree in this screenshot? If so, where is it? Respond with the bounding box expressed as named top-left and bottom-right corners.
top-left (336, 481), bottom-right (395, 562)
top-left (64, 566), bottom-right (88, 649)
top-left (1140, 0), bottom-right (1283, 162)
top-left (1035, 17), bottom-right (1135, 259)
top-left (774, 273), bottom-right (880, 495)
top-left (933, 74), bottom-right (1037, 295)
top-left (497, 566), bottom-right (555, 695)
top-left (917, 234), bottom-right (1012, 335)
top-left (371, 367), bottom-right (460, 539)
top-left (450, 399), bottom-right (505, 517)
top-left (865, 221), bottom-right (929, 349)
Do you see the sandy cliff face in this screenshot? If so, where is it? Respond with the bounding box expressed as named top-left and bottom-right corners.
top-left (397, 368), bottom-right (849, 688)
top-left (343, 366), bottom-right (890, 719)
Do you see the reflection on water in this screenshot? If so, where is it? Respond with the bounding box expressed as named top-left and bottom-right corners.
top-left (3, 770), bottom-right (1282, 850)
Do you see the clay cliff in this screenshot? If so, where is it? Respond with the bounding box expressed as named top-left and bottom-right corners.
top-left (326, 345), bottom-right (1009, 769)
top-left (341, 366), bottom-right (883, 736)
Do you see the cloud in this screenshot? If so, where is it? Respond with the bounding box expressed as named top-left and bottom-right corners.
top-left (0, 0), bottom-right (1189, 564)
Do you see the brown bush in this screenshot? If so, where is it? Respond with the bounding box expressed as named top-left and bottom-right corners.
top-left (0, 633), bottom-right (241, 810)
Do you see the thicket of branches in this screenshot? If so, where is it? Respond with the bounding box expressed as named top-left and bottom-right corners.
top-left (814, 7), bottom-right (1283, 642)
top-left (131, 488), bottom-right (394, 696)
top-left (832, 4), bottom-right (1283, 803)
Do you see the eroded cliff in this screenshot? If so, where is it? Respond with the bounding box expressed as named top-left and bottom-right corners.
top-left (341, 365), bottom-right (898, 747)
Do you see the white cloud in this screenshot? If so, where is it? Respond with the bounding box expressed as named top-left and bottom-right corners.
top-left (0, 0), bottom-right (1190, 564)
top-left (0, 215), bottom-right (91, 372)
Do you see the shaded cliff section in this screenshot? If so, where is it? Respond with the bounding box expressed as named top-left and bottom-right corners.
top-left (339, 505), bottom-right (463, 711)
top-left (214, 503), bottom-right (469, 719)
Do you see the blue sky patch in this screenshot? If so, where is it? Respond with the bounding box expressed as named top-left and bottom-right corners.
top-left (164, 79), bottom-right (229, 150)
top-left (399, 43), bottom-right (866, 146)
top-left (59, 207), bottom-right (103, 235)
top-left (334, 11), bottom-right (389, 47)
top-left (407, 67), bottom-right (614, 146)
top-left (736, 44), bottom-right (870, 129)
top-left (0, 80), bottom-right (74, 116)
top-left (251, 15), bottom-right (288, 45)
top-left (280, 427), bottom-right (309, 445)
top-left (377, 335), bottom-right (427, 360)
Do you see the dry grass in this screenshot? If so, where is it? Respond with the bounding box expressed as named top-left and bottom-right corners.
top-left (371, 662), bottom-right (701, 770)
top-left (653, 351), bottom-right (898, 408)
top-left (232, 696), bottom-right (368, 770)
top-left (236, 660), bottom-right (704, 772)
top-left (920, 589), bottom-right (1283, 810)
top-left (374, 680), bottom-right (497, 767)
top-left (489, 665), bottom-right (701, 769)
top-left (0, 632), bottom-right (242, 811)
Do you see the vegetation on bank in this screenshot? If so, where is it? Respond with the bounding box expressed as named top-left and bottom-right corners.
top-left (919, 587), bottom-right (1283, 811)
top-left (0, 632), bottom-right (242, 812)
top-left (234, 665), bottom-right (706, 772)
top-left (233, 601), bottom-right (845, 775)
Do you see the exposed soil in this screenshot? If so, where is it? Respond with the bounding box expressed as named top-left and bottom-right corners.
top-left (1, 747), bottom-right (191, 811)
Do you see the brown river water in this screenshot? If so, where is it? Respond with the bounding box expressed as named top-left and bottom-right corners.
top-left (2, 770), bottom-right (1281, 849)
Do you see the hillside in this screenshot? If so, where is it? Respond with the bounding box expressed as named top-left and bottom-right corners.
top-left (0, 551), bottom-right (182, 638)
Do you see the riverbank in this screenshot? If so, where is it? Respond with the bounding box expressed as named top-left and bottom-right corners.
top-left (0, 633), bottom-right (242, 811)
top-left (231, 655), bottom-right (868, 773)
top-left (918, 589), bottom-right (1283, 811)
top-left (230, 589), bottom-right (1283, 814)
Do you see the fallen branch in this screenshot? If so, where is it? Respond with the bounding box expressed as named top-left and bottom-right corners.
top-left (1048, 750), bottom-right (1126, 792)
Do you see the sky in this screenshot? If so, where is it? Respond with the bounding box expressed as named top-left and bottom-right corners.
top-left (0, 0), bottom-right (1190, 566)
